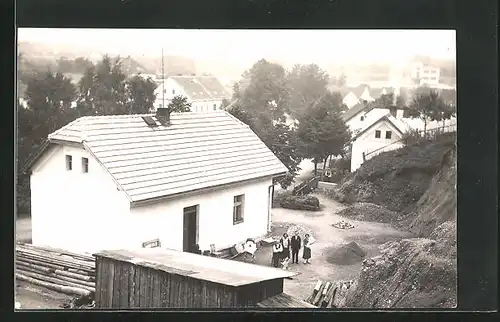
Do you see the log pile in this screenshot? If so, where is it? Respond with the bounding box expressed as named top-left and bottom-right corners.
top-left (304, 280), bottom-right (355, 308)
top-left (15, 243), bottom-right (96, 297)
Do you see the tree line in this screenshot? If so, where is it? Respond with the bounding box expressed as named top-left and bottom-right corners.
top-left (17, 55), bottom-right (159, 213)
top-left (17, 55), bottom-right (455, 214)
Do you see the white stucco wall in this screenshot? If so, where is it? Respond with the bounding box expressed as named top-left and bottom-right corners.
top-left (129, 177), bottom-right (273, 253)
top-left (31, 144), bottom-right (274, 254)
top-left (153, 78), bottom-right (186, 110)
top-left (401, 116), bottom-right (456, 132)
top-left (351, 120), bottom-right (405, 172)
top-left (153, 78), bottom-right (222, 112)
top-left (190, 100), bottom-right (222, 113)
top-left (30, 144), bottom-right (131, 254)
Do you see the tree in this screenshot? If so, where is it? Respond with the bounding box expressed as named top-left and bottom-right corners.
top-left (296, 94), bottom-right (351, 175)
top-left (286, 64), bottom-right (330, 118)
top-left (227, 59), bottom-right (301, 189)
top-left (407, 88), bottom-right (447, 134)
top-left (168, 95), bottom-right (192, 112)
top-left (125, 75), bottom-right (157, 114)
top-left (374, 93), bottom-right (395, 108)
top-left (76, 55), bottom-right (128, 115)
top-left (337, 73), bottom-right (347, 87)
top-left (239, 59), bottom-right (290, 122)
top-left (25, 70), bottom-right (77, 129)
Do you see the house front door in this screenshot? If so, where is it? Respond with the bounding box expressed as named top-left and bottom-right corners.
top-left (183, 205), bottom-right (199, 252)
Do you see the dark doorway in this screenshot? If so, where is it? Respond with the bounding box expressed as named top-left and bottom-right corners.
top-left (183, 205), bottom-right (199, 252)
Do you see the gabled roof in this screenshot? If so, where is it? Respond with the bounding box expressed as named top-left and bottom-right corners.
top-left (32, 111), bottom-right (288, 203)
top-left (352, 113), bottom-right (409, 141)
top-left (171, 76), bottom-right (212, 100)
top-left (195, 77), bottom-right (230, 100)
top-left (170, 76), bottom-right (229, 101)
top-left (342, 102), bottom-right (375, 122)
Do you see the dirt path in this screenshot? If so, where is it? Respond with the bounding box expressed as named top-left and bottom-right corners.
top-left (256, 193), bottom-right (412, 301)
top-left (15, 281), bottom-right (73, 310)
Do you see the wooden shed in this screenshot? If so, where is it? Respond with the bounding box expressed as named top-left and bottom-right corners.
top-left (93, 248), bottom-right (310, 308)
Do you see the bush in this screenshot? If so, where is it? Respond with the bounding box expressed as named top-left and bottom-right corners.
top-left (280, 195), bottom-right (321, 211)
top-left (272, 189), bottom-right (292, 208)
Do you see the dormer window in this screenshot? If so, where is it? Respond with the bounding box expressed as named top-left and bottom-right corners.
top-left (82, 157), bottom-right (89, 173)
top-left (65, 155), bottom-right (72, 171)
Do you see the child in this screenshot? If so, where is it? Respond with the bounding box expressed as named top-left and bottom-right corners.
top-left (271, 242), bottom-right (283, 267)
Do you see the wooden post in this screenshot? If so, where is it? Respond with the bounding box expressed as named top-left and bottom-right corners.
top-left (362, 152), bottom-right (366, 162)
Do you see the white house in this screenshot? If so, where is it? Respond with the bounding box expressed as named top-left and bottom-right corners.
top-left (410, 62), bottom-right (441, 86)
top-left (342, 92), bottom-right (360, 109)
top-left (23, 109), bottom-right (288, 255)
top-left (154, 76), bottom-right (230, 113)
top-left (350, 113), bottom-right (409, 172)
top-left (342, 101), bottom-right (405, 135)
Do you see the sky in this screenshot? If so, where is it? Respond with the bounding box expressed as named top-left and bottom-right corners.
top-left (18, 28), bottom-right (456, 66)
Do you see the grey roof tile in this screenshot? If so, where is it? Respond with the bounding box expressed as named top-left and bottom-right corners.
top-left (48, 111), bottom-right (288, 202)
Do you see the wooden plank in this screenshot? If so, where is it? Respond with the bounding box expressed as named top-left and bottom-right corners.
top-left (139, 267), bottom-right (148, 308)
top-left (106, 259), bottom-right (114, 309)
top-left (153, 270), bottom-right (161, 308)
top-left (128, 264), bottom-right (136, 308)
top-left (110, 261), bottom-right (119, 309)
top-left (119, 263), bottom-right (129, 309)
top-left (161, 273), bottom-right (171, 308)
top-left (134, 265), bottom-right (142, 307)
top-left (94, 258), bottom-right (101, 308)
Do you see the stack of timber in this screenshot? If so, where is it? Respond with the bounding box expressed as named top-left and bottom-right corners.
top-left (304, 280), bottom-right (355, 308)
top-left (15, 243), bottom-right (96, 297)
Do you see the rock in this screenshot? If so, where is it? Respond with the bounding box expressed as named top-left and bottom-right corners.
top-left (345, 238), bottom-right (457, 308)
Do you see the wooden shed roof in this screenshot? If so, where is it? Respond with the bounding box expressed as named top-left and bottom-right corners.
top-left (94, 248), bottom-right (298, 287)
top-left (44, 111), bottom-right (288, 203)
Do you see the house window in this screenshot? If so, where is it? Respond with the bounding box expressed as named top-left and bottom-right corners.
top-left (82, 157), bottom-right (89, 173)
top-left (375, 130), bottom-right (381, 138)
top-left (163, 89), bottom-right (166, 94)
top-left (65, 155), bottom-right (72, 171)
top-left (360, 116), bottom-right (365, 121)
top-left (233, 194), bottom-right (245, 224)
top-left (172, 89), bottom-right (176, 95)
top-left (213, 104), bottom-right (217, 111)
top-left (386, 131), bottom-right (392, 139)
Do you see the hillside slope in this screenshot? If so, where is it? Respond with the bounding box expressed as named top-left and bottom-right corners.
top-left (333, 133), bottom-right (455, 214)
top-left (343, 141), bottom-right (457, 308)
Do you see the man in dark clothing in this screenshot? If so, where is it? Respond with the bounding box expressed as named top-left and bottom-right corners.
top-left (290, 233), bottom-right (301, 264)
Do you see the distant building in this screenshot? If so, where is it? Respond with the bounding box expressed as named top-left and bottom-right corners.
top-left (154, 76), bottom-right (231, 112)
top-left (410, 61), bottom-right (441, 86)
top-left (350, 114), bottom-right (409, 172)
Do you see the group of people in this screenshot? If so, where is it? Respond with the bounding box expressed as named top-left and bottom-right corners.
top-left (271, 232), bottom-right (313, 268)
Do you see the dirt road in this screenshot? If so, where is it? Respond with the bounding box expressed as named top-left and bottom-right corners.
top-left (255, 193), bottom-right (412, 301)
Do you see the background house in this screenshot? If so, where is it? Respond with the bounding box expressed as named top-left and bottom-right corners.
top-left (24, 110), bottom-right (288, 254)
top-left (154, 76), bottom-right (230, 112)
top-left (350, 114), bottom-right (409, 172)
